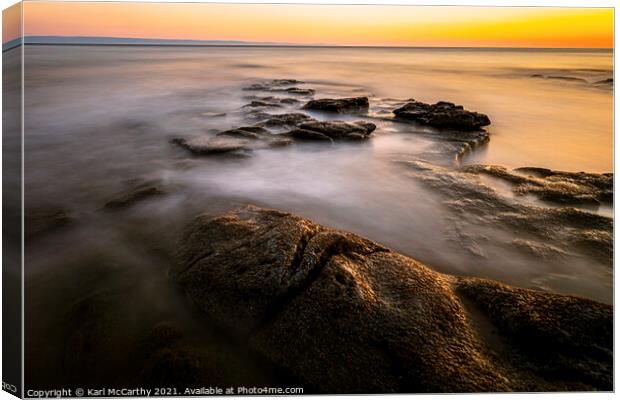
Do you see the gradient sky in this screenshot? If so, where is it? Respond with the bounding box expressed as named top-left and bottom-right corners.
top-left (21, 2), bottom-right (614, 48)
top-left (3, 2), bottom-right (21, 43)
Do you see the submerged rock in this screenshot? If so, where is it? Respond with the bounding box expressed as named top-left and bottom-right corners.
top-left (530, 74), bottom-right (588, 83)
top-left (287, 128), bottom-right (334, 142)
top-left (463, 164), bottom-right (612, 207)
top-left (172, 137), bottom-right (252, 157)
top-left (173, 206), bottom-right (612, 393)
top-left (104, 185), bottom-right (165, 209)
top-left (242, 80), bottom-right (314, 96)
top-left (393, 100), bottom-right (490, 131)
top-left (173, 127), bottom-right (293, 156)
top-left (216, 126), bottom-right (293, 147)
top-left (286, 120), bottom-right (375, 142)
top-left (260, 113), bottom-right (316, 128)
top-left (415, 130), bottom-right (490, 166)
top-left (303, 97), bottom-right (369, 113)
top-left (243, 100), bottom-right (282, 109)
top-left (216, 126), bottom-right (271, 140)
top-left (279, 98), bottom-right (300, 104)
top-left (242, 79), bottom-right (302, 91)
top-left (284, 88), bottom-right (315, 95)
top-left (25, 209), bottom-right (73, 239)
top-left (201, 112), bottom-right (227, 118)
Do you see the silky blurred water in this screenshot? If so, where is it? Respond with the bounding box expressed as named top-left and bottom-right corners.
top-left (22, 45), bottom-right (613, 302)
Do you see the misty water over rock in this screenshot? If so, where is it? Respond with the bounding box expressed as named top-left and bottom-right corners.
top-left (173, 206), bottom-right (612, 392)
top-left (19, 45), bottom-right (613, 391)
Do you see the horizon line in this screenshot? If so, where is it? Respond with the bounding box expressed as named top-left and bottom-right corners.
top-left (3, 35), bottom-right (614, 52)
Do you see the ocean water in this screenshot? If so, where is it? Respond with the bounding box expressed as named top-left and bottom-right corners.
top-left (18, 45), bottom-right (613, 385)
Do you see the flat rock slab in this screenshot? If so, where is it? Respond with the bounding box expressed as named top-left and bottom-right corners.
top-left (104, 185), bottom-right (165, 210)
top-left (25, 209), bottom-right (73, 239)
top-left (393, 100), bottom-right (490, 131)
top-left (260, 113), bottom-right (316, 128)
top-left (173, 206), bottom-right (612, 393)
top-left (173, 127), bottom-right (293, 156)
top-left (242, 80), bottom-right (314, 95)
top-left (172, 136), bottom-right (252, 156)
top-left (287, 120), bottom-right (376, 142)
top-left (303, 97), bottom-right (369, 113)
top-left (463, 165), bottom-right (613, 207)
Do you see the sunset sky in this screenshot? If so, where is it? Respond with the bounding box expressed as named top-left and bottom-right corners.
top-left (11, 2), bottom-right (615, 48)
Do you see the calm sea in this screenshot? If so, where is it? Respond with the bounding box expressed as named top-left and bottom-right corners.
top-left (21, 45), bottom-right (613, 299)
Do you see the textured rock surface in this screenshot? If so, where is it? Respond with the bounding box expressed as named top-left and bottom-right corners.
top-left (399, 160), bottom-right (613, 265)
top-left (393, 100), bottom-right (490, 130)
top-left (261, 113), bottom-right (316, 128)
top-left (287, 121), bottom-right (376, 142)
top-left (172, 136), bottom-right (251, 156)
top-left (463, 165), bottom-right (613, 208)
top-left (303, 97), bottom-right (369, 113)
top-left (25, 209), bottom-right (73, 238)
top-left (104, 185), bottom-right (165, 209)
top-left (173, 206), bottom-right (612, 393)
top-left (242, 79), bottom-right (315, 95)
top-left (173, 127), bottom-right (292, 156)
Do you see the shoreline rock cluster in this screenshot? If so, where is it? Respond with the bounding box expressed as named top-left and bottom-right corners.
top-left (172, 78), bottom-right (495, 159)
top-left (393, 100), bottom-right (491, 131)
top-left (173, 206), bottom-right (612, 393)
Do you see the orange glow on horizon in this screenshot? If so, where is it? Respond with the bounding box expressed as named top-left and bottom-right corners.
top-left (22, 3), bottom-right (613, 48)
top-left (3, 3), bottom-right (21, 43)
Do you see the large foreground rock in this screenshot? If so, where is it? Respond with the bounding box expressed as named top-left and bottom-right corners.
top-left (394, 100), bottom-right (490, 130)
top-left (173, 206), bottom-right (612, 393)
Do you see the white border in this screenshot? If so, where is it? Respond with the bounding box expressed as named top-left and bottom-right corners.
top-left (0, 1), bottom-right (617, 400)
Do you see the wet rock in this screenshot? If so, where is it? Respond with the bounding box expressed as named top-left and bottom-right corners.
top-left (25, 209), bottom-right (73, 239)
top-left (216, 126), bottom-right (293, 147)
top-left (287, 128), bottom-right (334, 142)
top-left (243, 100), bottom-right (282, 109)
top-left (280, 98), bottom-right (299, 104)
top-left (393, 100), bottom-right (490, 131)
top-left (172, 137), bottom-right (252, 157)
top-left (284, 88), bottom-right (315, 95)
top-left (242, 79), bottom-right (301, 91)
top-left (303, 97), bottom-right (369, 113)
top-left (243, 110), bottom-right (273, 122)
top-left (261, 113), bottom-right (316, 128)
top-left (244, 95), bottom-right (300, 105)
top-left (463, 165), bottom-right (612, 207)
top-left (287, 120), bottom-right (375, 141)
top-left (104, 185), bottom-right (165, 209)
top-left (398, 160), bottom-right (612, 265)
top-left (173, 206), bottom-right (612, 393)
top-left (420, 130), bottom-right (490, 166)
top-left (510, 239), bottom-right (569, 260)
top-left (216, 126), bottom-right (271, 140)
top-left (201, 112), bottom-right (227, 118)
